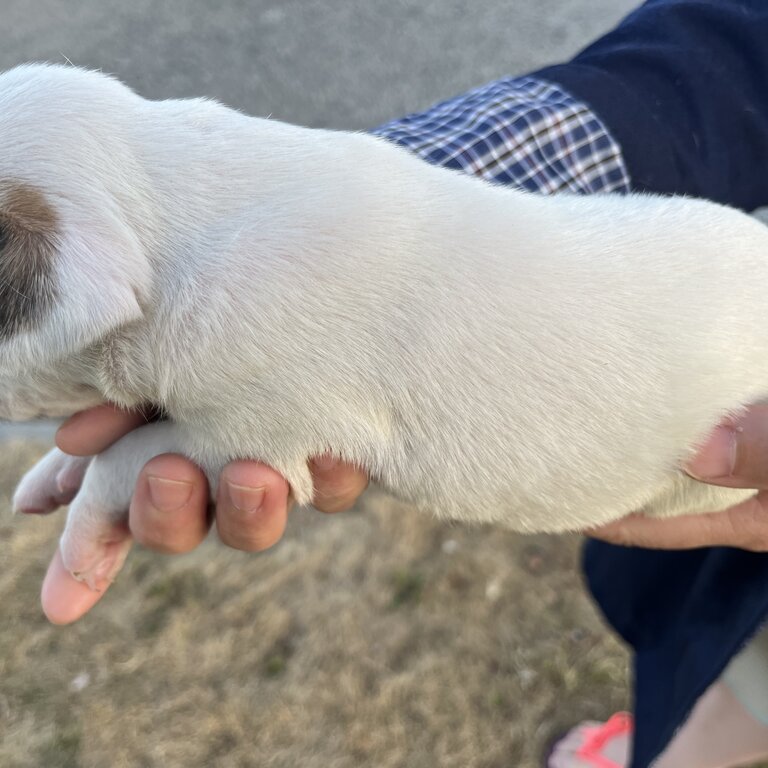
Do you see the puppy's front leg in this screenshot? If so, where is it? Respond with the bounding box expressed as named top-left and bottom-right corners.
top-left (14, 449), bottom-right (92, 516)
top-left (53, 421), bottom-right (187, 590)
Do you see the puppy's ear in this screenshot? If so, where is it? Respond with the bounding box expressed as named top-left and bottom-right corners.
top-left (0, 180), bottom-right (148, 373)
top-left (0, 181), bottom-right (58, 339)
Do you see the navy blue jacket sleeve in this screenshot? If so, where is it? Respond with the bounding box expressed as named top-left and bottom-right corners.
top-left (533, 3), bottom-right (768, 767)
top-left (535, 0), bottom-right (768, 212)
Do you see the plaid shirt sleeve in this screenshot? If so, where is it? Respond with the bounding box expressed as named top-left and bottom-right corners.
top-left (370, 75), bottom-right (630, 196)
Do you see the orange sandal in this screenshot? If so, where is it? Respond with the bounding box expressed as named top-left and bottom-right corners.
top-left (546, 712), bottom-right (633, 768)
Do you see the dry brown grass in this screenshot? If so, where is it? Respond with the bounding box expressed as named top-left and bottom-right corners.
top-left (1, 439), bottom-right (758, 768)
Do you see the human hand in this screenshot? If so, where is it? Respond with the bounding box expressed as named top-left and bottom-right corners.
top-left (41, 404), bottom-right (369, 624)
top-left (589, 405), bottom-right (768, 550)
top-left (37, 403), bottom-right (768, 623)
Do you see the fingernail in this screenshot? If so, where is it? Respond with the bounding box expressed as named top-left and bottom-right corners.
top-left (686, 425), bottom-right (737, 480)
top-left (226, 482), bottom-right (266, 514)
top-left (147, 476), bottom-right (194, 512)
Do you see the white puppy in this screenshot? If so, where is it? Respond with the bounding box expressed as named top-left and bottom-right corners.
top-left (5, 63), bottom-right (768, 587)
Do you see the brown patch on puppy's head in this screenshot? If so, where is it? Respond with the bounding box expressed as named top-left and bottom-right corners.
top-left (0, 181), bottom-right (58, 338)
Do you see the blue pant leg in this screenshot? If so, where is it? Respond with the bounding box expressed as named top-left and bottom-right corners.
top-left (584, 542), bottom-right (768, 767)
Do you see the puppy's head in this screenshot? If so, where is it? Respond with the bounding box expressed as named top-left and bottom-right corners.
top-left (0, 64), bottom-right (154, 419)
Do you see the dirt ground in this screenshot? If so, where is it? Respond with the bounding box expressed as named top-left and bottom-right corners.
top-left (1, 439), bottom-right (633, 768)
top-left (3, 440), bottom-right (766, 768)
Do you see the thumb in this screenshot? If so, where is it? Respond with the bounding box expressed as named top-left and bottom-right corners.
top-left (686, 404), bottom-right (768, 488)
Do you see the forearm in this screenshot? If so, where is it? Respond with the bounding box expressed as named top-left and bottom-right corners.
top-left (535, 0), bottom-right (768, 210)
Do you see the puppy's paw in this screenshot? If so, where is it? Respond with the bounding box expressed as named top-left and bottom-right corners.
top-left (49, 421), bottom-right (186, 591)
top-left (13, 449), bottom-right (91, 515)
top-left (58, 497), bottom-right (132, 592)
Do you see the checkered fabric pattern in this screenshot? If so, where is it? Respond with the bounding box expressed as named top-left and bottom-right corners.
top-left (372, 75), bottom-right (630, 195)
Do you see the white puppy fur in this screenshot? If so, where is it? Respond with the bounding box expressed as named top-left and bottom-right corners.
top-left (4, 64), bottom-right (768, 586)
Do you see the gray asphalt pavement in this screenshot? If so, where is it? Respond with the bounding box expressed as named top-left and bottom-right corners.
top-left (4, 0), bottom-right (636, 129)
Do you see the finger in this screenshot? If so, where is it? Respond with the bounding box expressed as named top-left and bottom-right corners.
top-left (686, 405), bottom-right (768, 488)
top-left (309, 456), bottom-right (368, 513)
top-left (41, 535), bottom-right (131, 625)
top-left (588, 492), bottom-right (768, 551)
top-left (56, 403), bottom-right (155, 456)
top-left (129, 454), bottom-right (211, 553)
top-left (215, 462), bottom-right (290, 552)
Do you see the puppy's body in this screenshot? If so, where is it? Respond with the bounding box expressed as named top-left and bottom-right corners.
top-left (4, 65), bottom-right (768, 583)
top-left (123, 170), bottom-right (768, 532)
